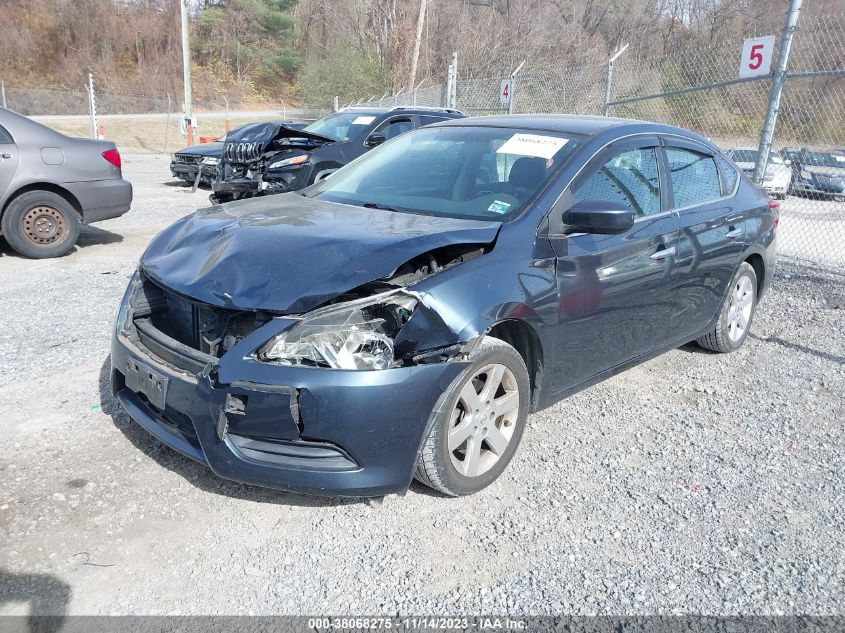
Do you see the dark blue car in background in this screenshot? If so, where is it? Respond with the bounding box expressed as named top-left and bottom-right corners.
top-left (111, 115), bottom-right (777, 497)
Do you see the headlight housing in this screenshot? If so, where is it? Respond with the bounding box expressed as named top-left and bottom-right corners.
top-left (258, 291), bottom-right (418, 370)
top-left (202, 156), bottom-right (219, 165)
top-left (268, 154), bottom-right (309, 170)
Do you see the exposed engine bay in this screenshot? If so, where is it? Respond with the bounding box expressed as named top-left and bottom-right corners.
top-left (211, 122), bottom-right (334, 203)
top-left (131, 242), bottom-right (488, 368)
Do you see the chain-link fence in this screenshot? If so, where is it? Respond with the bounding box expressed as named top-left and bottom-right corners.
top-left (2, 5), bottom-right (842, 270)
top-left (0, 85), bottom-right (331, 154)
top-left (342, 6), bottom-right (844, 272)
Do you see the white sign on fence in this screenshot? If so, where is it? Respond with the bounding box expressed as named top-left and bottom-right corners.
top-left (739, 35), bottom-right (776, 78)
top-left (500, 79), bottom-right (513, 105)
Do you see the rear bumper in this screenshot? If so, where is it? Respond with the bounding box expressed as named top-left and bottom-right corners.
top-left (110, 326), bottom-right (467, 497)
top-left (65, 178), bottom-right (133, 224)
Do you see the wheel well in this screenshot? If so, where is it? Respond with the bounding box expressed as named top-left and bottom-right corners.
top-left (746, 253), bottom-right (765, 297)
top-left (487, 319), bottom-right (544, 410)
top-left (1, 183), bottom-right (84, 222)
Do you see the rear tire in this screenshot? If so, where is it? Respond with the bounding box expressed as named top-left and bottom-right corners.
top-left (1, 191), bottom-right (80, 259)
top-left (414, 337), bottom-right (530, 496)
top-left (697, 261), bottom-right (757, 353)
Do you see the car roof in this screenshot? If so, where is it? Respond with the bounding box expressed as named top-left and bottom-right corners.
top-left (435, 114), bottom-right (712, 142)
top-left (337, 107), bottom-right (463, 117)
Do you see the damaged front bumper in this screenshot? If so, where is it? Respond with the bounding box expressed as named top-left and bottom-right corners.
top-left (110, 298), bottom-right (470, 497)
top-left (210, 166), bottom-right (311, 203)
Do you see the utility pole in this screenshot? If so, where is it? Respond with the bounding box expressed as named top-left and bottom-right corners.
top-left (753, 0), bottom-right (802, 185)
top-left (180, 0), bottom-right (194, 145)
top-left (407, 0), bottom-right (428, 96)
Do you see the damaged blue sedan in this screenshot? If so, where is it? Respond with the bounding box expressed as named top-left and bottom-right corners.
top-left (111, 115), bottom-right (777, 497)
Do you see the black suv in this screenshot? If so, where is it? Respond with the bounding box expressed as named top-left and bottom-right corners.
top-left (210, 107), bottom-right (464, 203)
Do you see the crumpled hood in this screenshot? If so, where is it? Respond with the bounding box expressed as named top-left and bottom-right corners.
top-left (140, 194), bottom-right (501, 314)
top-left (175, 142), bottom-right (223, 157)
top-left (224, 121), bottom-right (334, 163)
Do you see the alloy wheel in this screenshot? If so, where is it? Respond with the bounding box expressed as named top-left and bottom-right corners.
top-left (448, 363), bottom-right (520, 477)
top-left (727, 276), bottom-right (754, 342)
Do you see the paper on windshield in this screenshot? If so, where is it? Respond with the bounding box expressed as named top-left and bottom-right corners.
top-left (352, 116), bottom-right (376, 125)
top-left (497, 133), bottom-right (569, 160)
top-left (835, 155), bottom-right (845, 163)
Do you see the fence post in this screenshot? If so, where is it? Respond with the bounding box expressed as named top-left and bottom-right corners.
top-left (86, 73), bottom-right (98, 139)
top-left (509, 60), bottom-right (526, 115)
top-left (451, 52), bottom-right (458, 109)
top-left (164, 93), bottom-right (172, 153)
top-left (333, 96), bottom-right (339, 112)
top-left (1, 80), bottom-right (6, 109)
top-left (602, 44), bottom-right (629, 116)
top-left (445, 63), bottom-right (454, 108)
top-left (753, 0), bottom-right (802, 185)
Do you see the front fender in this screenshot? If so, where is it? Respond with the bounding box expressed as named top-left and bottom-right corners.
top-left (408, 252), bottom-right (556, 351)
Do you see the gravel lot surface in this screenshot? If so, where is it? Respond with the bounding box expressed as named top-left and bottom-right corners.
top-left (1, 154), bottom-right (843, 616)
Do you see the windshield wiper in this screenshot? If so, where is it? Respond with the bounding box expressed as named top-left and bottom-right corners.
top-left (362, 202), bottom-right (401, 212)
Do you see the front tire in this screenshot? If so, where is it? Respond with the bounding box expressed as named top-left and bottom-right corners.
top-left (414, 337), bottom-right (530, 496)
top-left (1, 191), bottom-right (81, 259)
top-left (697, 261), bottom-right (758, 353)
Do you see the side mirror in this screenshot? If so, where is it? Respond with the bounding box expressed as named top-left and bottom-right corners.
top-left (564, 199), bottom-right (635, 235)
top-left (366, 133), bottom-right (386, 147)
top-left (783, 159), bottom-right (792, 166)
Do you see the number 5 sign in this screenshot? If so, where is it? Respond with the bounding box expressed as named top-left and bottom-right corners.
top-left (739, 35), bottom-right (776, 78)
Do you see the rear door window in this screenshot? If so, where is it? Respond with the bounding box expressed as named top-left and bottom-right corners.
top-left (665, 147), bottom-right (722, 208)
top-left (418, 115), bottom-right (450, 127)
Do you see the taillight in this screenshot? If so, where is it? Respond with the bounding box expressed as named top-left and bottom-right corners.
top-left (769, 198), bottom-right (780, 228)
top-left (102, 148), bottom-right (122, 169)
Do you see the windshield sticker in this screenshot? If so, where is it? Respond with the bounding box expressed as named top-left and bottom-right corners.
top-left (835, 155), bottom-right (845, 163)
top-left (487, 200), bottom-right (511, 214)
top-left (496, 134), bottom-right (569, 160)
top-left (352, 116), bottom-right (376, 125)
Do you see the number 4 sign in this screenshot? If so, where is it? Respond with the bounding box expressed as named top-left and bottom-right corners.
top-left (500, 79), bottom-right (512, 105)
top-left (739, 35), bottom-right (776, 78)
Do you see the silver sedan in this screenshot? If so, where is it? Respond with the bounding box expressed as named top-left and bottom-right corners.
top-left (0, 108), bottom-right (132, 258)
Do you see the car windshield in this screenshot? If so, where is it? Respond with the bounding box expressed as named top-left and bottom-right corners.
top-left (309, 126), bottom-right (580, 221)
top-left (800, 151), bottom-right (844, 167)
top-left (303, 112), bottom-right (379, 141)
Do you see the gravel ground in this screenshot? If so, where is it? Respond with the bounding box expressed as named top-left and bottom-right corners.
top-left (0, 154), bottom-right (843, 616)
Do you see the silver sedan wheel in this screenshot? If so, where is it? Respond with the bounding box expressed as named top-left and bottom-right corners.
top-left (448, 363), bottom-right (520, 478)
top-left (727, 275), bottom-right (754, 342)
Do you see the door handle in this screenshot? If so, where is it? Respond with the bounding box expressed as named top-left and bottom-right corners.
top-left (0, 153), bottom-right (10, 159)
top-left (650, 246), bottom-right (676, 261)
top-left (725, 228), bottom-right (743, 239)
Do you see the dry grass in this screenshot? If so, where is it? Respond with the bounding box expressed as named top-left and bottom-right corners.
top-left (37, 114), bottom-right (274, 153)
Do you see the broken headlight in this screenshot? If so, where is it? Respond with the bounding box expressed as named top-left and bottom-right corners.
top-left (268, 155), bottom-right (309, 170)
top-left (258, 291), bottom-right (417, 370)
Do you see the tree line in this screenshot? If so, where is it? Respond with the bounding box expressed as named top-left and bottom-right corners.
top-left (0, 0), bottom-right (841, 107)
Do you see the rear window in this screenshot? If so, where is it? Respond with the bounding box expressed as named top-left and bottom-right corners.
top-left (0, 125), bottom-right (13, 144)
top-left (666, 147), bottom-right (722, 208)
